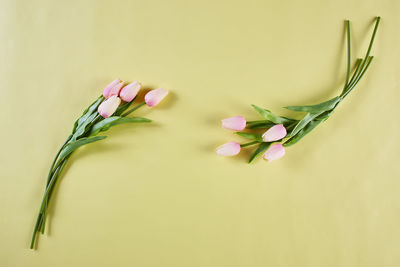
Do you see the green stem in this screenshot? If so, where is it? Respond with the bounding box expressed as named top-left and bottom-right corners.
top-left (30, 162), bottom-right (65, 249)
top-left (122, 102), bottom-right (146, 117)
top-left (346, 59), bottom-right (363, 89)
top-left (343, 20), bottom-right (351, 91)
top-left (38, 135), bottom-right (73, 234)
top-left (241, 141), bottom-right (259, 147)
top-left (341, 56), bottom-right (374, 99)
top-left (46, 135), bottom-right (72, 186)
top-left (39, 157), bottom-right (70, 234)
top-left (340, 16), bottom-right (380, 99)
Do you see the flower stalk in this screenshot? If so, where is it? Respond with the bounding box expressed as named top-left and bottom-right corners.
top-left (216, 17), bottom-right (381, 163)
top-left (30, 80), bottom-right (168, 249)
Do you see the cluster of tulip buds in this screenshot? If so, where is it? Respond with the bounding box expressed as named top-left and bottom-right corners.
top-left (98, 78), bottom-right (168, 117)
top-left (215, 17), bottom-right (381, 164)
top-left (30, 78), bottom-right (168, 250)
top-left (216, 116), bottom-right (287, 162)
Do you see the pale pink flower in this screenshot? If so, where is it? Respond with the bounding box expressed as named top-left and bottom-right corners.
top-left (262, 124), bottom-right (287, 142)
top-left (145, 88), bottom-right (168, 107)
top-left (263, 143), bottom-right (285, 162)
top-left (105, 82), bottom-right (124, 99)
top-left (216, 142), bottom-right (241, 156)
top-left (98, 95), bottom-right (121, 118)
top-left (103, 78), bottom-right (121, 98)
top-left (221, 116), bottom-right (246, 131)
top-left (120, 81), bottom-right (141, 102)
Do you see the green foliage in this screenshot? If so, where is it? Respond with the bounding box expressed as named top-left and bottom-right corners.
top-left (285, 96), bottom-right (340, 113)
top-left (90, 116), bottom-right (151, 136)
top-left (248, 142), bottom-right (271, 163)
top-left (236, 132), bottom-right (263, 142)
top-left (58, 136), bottom-right (107, 163)
top-left (242, 17), bottom-right (381, 163)
top-left (72, 95), bottom-right (103, 133)
top-left (251, 105), bottom-right (294, 124)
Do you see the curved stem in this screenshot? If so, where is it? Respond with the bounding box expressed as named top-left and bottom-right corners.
top-left (342, 20), bottom-right (351, 92)
top-left (341, 56), bottom-right (374, 99)
top-left (122, 102), bottom-right (146, 117)
top-left (39, 157), bottom-right (70, 233)
top-left (241, 141), bottom-right (259, 147)
top-left (30, 162), bottom-right (65, 249)
top-left (46, 135), bottom-right (72, 186)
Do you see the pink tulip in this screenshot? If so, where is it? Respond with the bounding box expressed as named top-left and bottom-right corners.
top-left (98, 95), bottom-right (121, 118)
top-left (216, 142), bottom-right (241, 156)
top-left (103, 78), bottom-right (121, 98)
top-left (119, 81), bottom-right (141, 102)
top-left (145, 88), bottom-right (168, 107)
top-left (263, 143), bottom-right (285, 162)
top-left (105, 82), bottom-right (124, 99)
top-left (221, 116), bottom-right (246, 131)
top-left (262, 124), bottom-right (287, 142)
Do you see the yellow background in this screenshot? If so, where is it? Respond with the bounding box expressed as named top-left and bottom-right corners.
top-left (1, 0), bottom-right (399, 266)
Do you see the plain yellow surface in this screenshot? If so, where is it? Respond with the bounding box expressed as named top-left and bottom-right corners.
top-left (1, 0), bottom-right (399, 266)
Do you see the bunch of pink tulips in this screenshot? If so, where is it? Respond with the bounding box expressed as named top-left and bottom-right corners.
top-left (99, 78), bottom-right (168, 118)
top-left (31, 78), bottom-right (168, 249)
top-left (217, 116), bottom-right (287, 162)
top-left (216, 17), bottom-right (380, 164)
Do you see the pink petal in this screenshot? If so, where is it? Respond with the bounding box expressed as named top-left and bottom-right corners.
top-left (107, 82), bottom-right (124, 98)
top-left (98, 95), bottom-right (121, 118)
top-left (262, 124), bottom-right (287, 142)
top-left (216, 142), bottom-right (241, 156)
top-left (120, 81), bottom-right (141, 102)
top-left (103, 78), bottom-right (121, 98)
top-left (145, 88), bottom-right (168, 107)
top-left (263, 143), bottom-right (285, 162)
top-left (221, 116), bottom-right (246, 131)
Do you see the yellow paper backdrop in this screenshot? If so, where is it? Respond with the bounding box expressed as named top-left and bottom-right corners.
top-left (1, 0), bottom-right (399, 266)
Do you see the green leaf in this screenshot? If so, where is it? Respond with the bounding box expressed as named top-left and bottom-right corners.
top-left (285, 96), bottom-right (340, 113)
top-left (289, 112), bottom-right (322, 137)
top-left (284, 120), bottom-right (322, 147)
top-left (248, 142), bottom-right (271, 163)
top-left (236, 132), bottom-right (263, 142)
top-left (72, 96), bottom-right (103, 133)
top-left (251, 105), bottom-right (294, 124)
top-left (114, 98), bottom-right (136, 116)
top-left (72, 112), bottom-right (98, 140)
top-left (246, 120), bottom-right (276, 129)
top-left (58, 136), bottom-right (107, 163)
top-left (89, 116), bottom-right (152, 136)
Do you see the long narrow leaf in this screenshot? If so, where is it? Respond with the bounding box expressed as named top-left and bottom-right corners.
top-left (251, 105), bottom-right (294, 124)
top-left (248, 142), bottom-right (271, 163)
top-left (284, 120), bottom-right (322, 147)
top-left (236, 132), bottom-right (263, 142)
top-left (285, 96), bottom-right (340, 113)
top-left (72, 96), bottom-right (103, 133)
top-left (72, 112), bottom-right (98, 140)
top-left (289, 112), bottom-right (322, 137)
top-left (58, 136), bottom-right (107, 163)
top-left (90, 116), bottom-right (152, 136)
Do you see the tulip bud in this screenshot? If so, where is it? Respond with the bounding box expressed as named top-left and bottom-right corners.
top-left (263, 143), bottom-right (285, 161)
top-left (103, 78), bottom-right (121, 98)
top-left (221, 116), bottom-right (246, 131)
top-left (145, 88), bottom-right (168, 107)
top-left (120, 81), bottom-right (141, 102)
top-left (105, 82), bottom-right (124, 99)
top-left (262, 124), bottom-right (287, 142)
top-left (98, 95), bottom-right (121, 118)
top-left (216, 142), bottom-right (241, 156)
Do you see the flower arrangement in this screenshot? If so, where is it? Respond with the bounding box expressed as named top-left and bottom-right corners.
top-left (217, 17), bottom-right (380, 163)
top-left (30, 79), bottom-right (168, 249)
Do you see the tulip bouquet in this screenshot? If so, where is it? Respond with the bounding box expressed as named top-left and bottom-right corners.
top-left (217, 17), bottom-right (380, 163)
top-left (30, 79), bottom-right (168, 249)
